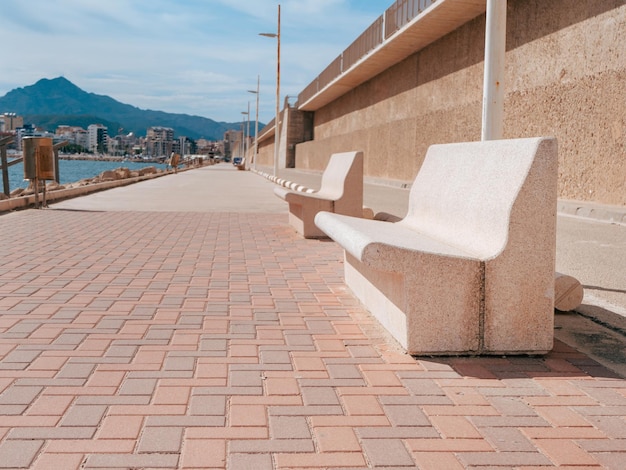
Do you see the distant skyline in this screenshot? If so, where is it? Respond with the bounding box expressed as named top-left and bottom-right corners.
top-left (0, 0), bottom-right (389, 123)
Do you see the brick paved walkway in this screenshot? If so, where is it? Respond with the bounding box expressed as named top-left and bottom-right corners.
top-left (1, 208), bottom-right (625, 469)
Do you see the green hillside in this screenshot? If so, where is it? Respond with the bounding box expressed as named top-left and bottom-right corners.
top-left (0, 77), bottom-right (258, 140)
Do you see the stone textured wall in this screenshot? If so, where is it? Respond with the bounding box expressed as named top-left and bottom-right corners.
top-left (256, 136), bottom-right (274, 167)
top-left (295, 0), bottom-right (626, 206)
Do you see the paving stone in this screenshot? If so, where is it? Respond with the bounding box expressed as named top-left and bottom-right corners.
top-left (381, 404), bottom-right (432, 427)
top-left (180, 439), bottom-right (226, 468)
top-left (269, 415), bottom-right (311, 439)
top-left (315, 426), bottom-right (361, 452)
top-left (456, 450), bottom-right (552, 467)
top-left (137, 426), bottom-right (183, 453)
top-left (84, 452), bottom-right (180, 468)
top-left (8, 426), bottom-right (96, 439)
top-left (0, 206), bottom-right (625, 470)
top-left (189, 395), bottom-right (227, 416)
top-left (299, 385), bottom-right (338, 405)
top-left (360, 438), bottom-right (416, 467)
top-left (0, 439), bottom-right (44, 468)
top-left (229, 438), bottom-right (315, 453)
top-left (96, 415), bottom-right (144, 439)
top-left (119, 377), bottom-right (158, 395)
top-left (227, 452), bottom-right (274, 470)
top-left (56, 363), bottom-right (95, 379)
top-left (30, 452), bottom-right (84, 470)
top-left (480, 426), bottom-right (537, 452)
top-left (0, 385), bottom-right (43, 405)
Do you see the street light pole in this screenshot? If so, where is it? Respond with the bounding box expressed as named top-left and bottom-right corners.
top-left (260, 4), bottom-right (280, 177)
top-left (241, 110), bottom-right (249, 160)
top-left (248, 75), bottom-right (260, 171)
top-left (246, 101), bottom-right (250, 167)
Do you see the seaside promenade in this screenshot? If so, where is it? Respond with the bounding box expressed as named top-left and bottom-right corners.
top-left (1, 163), bottom-right (625, 469)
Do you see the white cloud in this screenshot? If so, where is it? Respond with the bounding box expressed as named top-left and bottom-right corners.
top-left (0, 0), bottom-right (389, 122)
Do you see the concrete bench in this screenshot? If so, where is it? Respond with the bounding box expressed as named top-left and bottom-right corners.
top-left (315, 137), bottom-right (558, 355)
top-left (234, 158), bottom-right (246, 170)
top-left (274, 151), bottom-right (365, 238)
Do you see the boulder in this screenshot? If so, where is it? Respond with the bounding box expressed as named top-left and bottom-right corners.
top-left (47, 182), bottom-right (66, 191)
top-left (114, 167), bottom-right (131, 179)
top-left (138, 166), bottom-right (157, 176)
top-left (99, 170), bottom-right (118, 182)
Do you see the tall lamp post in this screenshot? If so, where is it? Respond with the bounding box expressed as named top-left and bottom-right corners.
top-left (246, 102), bottom-right (250, 165)
top-left (241, 110), bottom-right (249, 160)
top-left (247, 75), bottom-right (260, 170)
top-left (260, 4), bottom-right (280, 177)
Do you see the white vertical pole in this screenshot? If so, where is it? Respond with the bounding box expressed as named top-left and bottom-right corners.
top-left (246, 101), bottom-right (250, 165)
top-left (481, 0), bottom-right (507, 141)
top-left (254, 75), bottom-right (259, 170)
top-left (274, 4), bottom-right (281, 176)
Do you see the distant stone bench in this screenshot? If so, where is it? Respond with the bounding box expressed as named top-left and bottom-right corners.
top-left (274, 151), bottom-right (368, 238)
top-left (315, 137), bottom-right (558, 355)
top-left (233, 157), bottom-right (246, 170)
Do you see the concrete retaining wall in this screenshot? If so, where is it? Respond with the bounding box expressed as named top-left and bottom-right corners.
top-left (294, 0), bottom-right (626, 206)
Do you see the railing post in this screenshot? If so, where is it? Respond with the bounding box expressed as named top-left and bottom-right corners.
top-left (53, 141), bottom-right (69, 184)
top-left (1, 136), bottom-right (13, 197)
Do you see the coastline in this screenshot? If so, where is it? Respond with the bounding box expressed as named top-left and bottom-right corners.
top-left (57, 153), bottom-right (166, 164)
top-left (0, 168), bottom-right (167, 214)
top-left (0, 160), bottom-right (205, 214)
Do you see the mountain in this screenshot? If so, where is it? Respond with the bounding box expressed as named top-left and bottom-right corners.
top-left (0, 77), bottom-right (258, 140)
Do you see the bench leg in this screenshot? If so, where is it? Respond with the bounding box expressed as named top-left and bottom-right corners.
top-left (287, 201), bottom-right (333, 239)
top-left (344, 253), bottom-right (482, 355)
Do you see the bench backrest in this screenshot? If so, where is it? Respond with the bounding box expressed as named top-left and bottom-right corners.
top-left (400, 137), bottom-right (557, 259)
top-left (317, 151), bottom-right (364, 211)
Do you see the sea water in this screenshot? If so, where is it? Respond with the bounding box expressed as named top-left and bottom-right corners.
top-left (3, 159), bottom-right (166, 192)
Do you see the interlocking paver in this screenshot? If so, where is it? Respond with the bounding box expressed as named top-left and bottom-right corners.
top-left (0, 439), bottom-right (44, 468)
top-left (181, 438), bottom-right (226, 468)
top-left (314, 426), bottom-right (361, 452)
top-left (138, 426), bottom-right (183, 453)
top-left (0, 174), bottom-right (625, 470)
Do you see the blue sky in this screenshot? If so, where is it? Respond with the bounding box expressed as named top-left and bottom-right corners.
top-left (0, 0), bottom-right (389, 124)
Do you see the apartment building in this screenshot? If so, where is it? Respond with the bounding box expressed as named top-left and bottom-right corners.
top-left (146, 126), bottom-right (174, 157)
top-left (0, 113), bottom-right (23, 132)
top-left (87, 124), bottom-right (108, 154)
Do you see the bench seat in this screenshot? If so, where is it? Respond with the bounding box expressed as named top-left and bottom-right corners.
top-left (315, 137), bottom-right (558, 356)
top-left (274, 151), bottom-right (364, 238)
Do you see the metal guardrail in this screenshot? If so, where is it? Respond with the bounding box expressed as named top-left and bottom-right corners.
top-left (385, 0), bottom-right (438, 39)
top-left (318, 55), bottom-right (343, 92)
top-left (297, 0), bottom-right (439, 106)
top-left (343, 15), bottom-right (384, 72)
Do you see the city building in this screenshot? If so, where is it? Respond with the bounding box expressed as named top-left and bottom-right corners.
top-left (146, 126), bottom-right (174, 157)
top-left (0, 113), bottom-right (23, 132)
top-left (87, 124), bottom-right (108, 154)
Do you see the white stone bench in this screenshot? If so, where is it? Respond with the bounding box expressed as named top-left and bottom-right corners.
top-left (315, 137), bottom-right (558, 355)
top-left (235, 158), bottom-right (246, 170)
top-left (274, 151), bottom-right (365, 238)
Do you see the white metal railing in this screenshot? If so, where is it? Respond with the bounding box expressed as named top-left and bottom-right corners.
top-left (297, 0), bottom-right (439, 106)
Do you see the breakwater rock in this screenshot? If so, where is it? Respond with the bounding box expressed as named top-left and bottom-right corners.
top-left (4, 166), bottom-right (161, 199)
